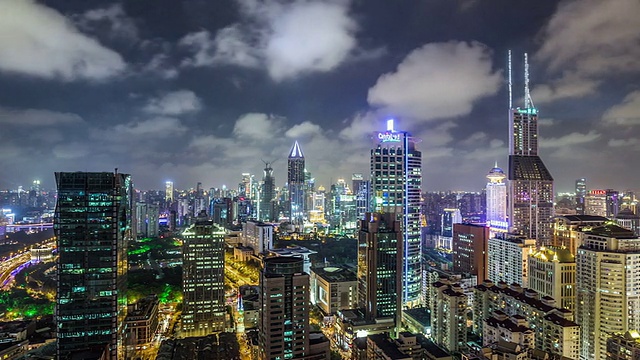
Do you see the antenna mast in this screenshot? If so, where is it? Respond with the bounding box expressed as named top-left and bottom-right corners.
top-left (508, 50), bottom-right (513, 109)
top-left (524, 53), bottom-right (534, 109)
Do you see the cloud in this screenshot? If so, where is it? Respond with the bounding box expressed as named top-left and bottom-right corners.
top-left (233, 113), bottom-right (283, 140)
top-left (179, 0), bottom-right (360, 81)
top-left (603, 90), bottom-right (640, 126)
top-left (76, 4), bottom-right (138, 41)
top-left (608, 138), bottom-right (639, 147)
top-left (285, 121), bottom-right (323, 139)
top-left (143, 90), bottom-right (202, 116)
top-left (0, 0), bottom-right (126, 81)
top-left (52, 142), bottom-right (91, 159)
top-left (367, 41), bottom-right (502, 121)
top-left (540, 130), bottom-right (600, 148)
top-left (143, 54), bottom-right (179, 79)
top-left (0, 107), bottom-right (83, 126)
top-left (113, 117), bottom-right (187, 137)
top-left (534, 0), bottom-right (640, 103)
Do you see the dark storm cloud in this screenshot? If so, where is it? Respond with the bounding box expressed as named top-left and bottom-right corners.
top-left (0, 0), bottom-right (639, 193)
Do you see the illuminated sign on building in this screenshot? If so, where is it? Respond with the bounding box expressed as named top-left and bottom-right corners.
top-left (488, 220), bottom-right (509, 231)
top-left (377, 132), bottom-right (401, 142)
top-left (590, 190), bottom-right (606, 195)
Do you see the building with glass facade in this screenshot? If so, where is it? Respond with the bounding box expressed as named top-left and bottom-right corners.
top-left (370, 119), bottom-right (422, 307)
top-left (55, 171), bottom-right (133, 359)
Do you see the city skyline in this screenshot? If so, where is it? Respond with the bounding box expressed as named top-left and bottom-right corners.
top-left (1, 0), bottom-right (639, 192)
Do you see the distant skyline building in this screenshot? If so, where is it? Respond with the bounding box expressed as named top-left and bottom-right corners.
top-left (486, 163), bottom-right (507, 233)
top-left (370, 119), bottom-right (423, 307)
top-left (55, 171), bottom-right (133, 359)
top-left (585, 190), bottom-right (607, 217)
top-left (288, 141), bottom-right (306, 225)
top-left (575, 178), bottom-right (587, 215)
top-left (507, 52), bottom-right (554, 244)
top-left (259, 161), bottom-right (276, 222)
top-left (165, 180), bottom-right (174, 203)
top-left (182, 220), bottom-right (226, 337)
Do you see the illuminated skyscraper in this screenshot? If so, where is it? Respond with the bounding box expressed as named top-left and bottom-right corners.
top-left (486, 163), bottom-right (507, 233)
top-left (371, 119), bottom-right (422, 306)
top-left (182, 220), bottom-right (226, 336)
top-left (288, 141), bottom-right (306, 225)
top-left (55, 171), bottom-right (133, 359)
top-left (165, 181), bottom-right (174, 203)
top-left (507, 52), bottom-right (554, 243)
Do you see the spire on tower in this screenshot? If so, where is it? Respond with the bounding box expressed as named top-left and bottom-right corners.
top-left (524, 53), bottom-right (535, 109)
top-left (508, 50), bottom-right (513, 109)
top-left (289, 141), bottom-right (304, 159)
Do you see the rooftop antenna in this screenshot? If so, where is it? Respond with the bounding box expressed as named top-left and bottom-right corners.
top-left (524, 53), bottom-right (534, 109)
top-left (508, 50), bottom-right (513, 109)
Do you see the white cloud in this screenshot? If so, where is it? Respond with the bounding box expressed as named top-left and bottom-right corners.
top-left (76, 4), bottom-right (138, 40)
top-left (143, 54), bottom-right (179, 79)
top-left (0, 0), bottom-right (126, 80)
top-left (367, 41), bottom-right (502, 121)
top-left (534, 0), bottom-right (640, 102)
top-left (179, 0), bottom-right (360, 81)
top-left (143, 90), bottom-right (202, 116)
top-left (603, 91), bottom-right (640, 126)
top-left (541, 130), bottom-right (600, 148)
top-left (285, 121), bottom-right (323, 139)
top-left (233, 113), bottom-right (283, 140)
top-left (53, 142), bottom-right (91, 159)
top-left (0, 107), bottom-right (83, 126)
top-left (113, 117), bottom-right (187, 137)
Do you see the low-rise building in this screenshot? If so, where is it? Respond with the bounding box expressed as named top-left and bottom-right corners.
top-left (310, 266), bottom-right (357, 315)
top-left (606, 331), bottom-right (640, 360)
top-left (483, 311), bottom-right (534, 349)
top-left (125, 295), bottom-right (160, 346)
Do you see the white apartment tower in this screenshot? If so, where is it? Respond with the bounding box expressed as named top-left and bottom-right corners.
top-left (576, 224), bottom-right (640, 360)
top-left (488, 236), bottom-right (535, 287)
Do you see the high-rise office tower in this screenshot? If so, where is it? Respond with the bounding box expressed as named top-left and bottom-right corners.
top-left (259, 161), bottom-right (276, 221)
top-left (507, 52), bottom-right (554, 244)
top-left (452, 223), bottom-right (489, 284)
top-left (352, 173), bottom-right (370, 222)
top-left (165, 180), bottom-right (174, 203)
top-left (486, 163), bottom-right (507, 232)
top-left (182, 220), bottom-right (226, 336)
top-left (371, 119), bottom-right (422, 306)
top-left (439, 208), bottom-right (461, 251)
top-left (288, 141), bottom-right (305, 225)
top-left (357, 212), bottom-right (403, 322)
top-left (55, 171), bottom-right (133, 359)
top-left (259, 257), bottom-right (310, 360)
top-left (576, 224), bottom-right (640, 360)
top-left (575, 178), bottom-right (587, 215)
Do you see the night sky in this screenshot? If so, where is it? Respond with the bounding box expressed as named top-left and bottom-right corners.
top-left (0, 0), bottom-right (638, 193)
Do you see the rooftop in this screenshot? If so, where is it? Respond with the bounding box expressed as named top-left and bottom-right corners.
top-left (588, 224), bottom-right (637, 239)
top-left (530, 246), bottom-right (575, 263)
top-left (311, 266), bottom-right (357, 283)
top-left (556, 214), bottom-right (609, 222)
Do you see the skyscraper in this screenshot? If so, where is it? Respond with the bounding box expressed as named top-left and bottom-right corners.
top-left (182, 220), bottom-right (226, 336)
top-left (575, 178), bottom-right (587, 215)
top-left (452, 223), bottom-right (489, 284)
top-left (486, 163), bottom-right (507, 233)
top-left (507, 52), bottom-right (554, 243)
top-left (288, 141), bottom-right (305, 225)
top-left (357, 212), bottom-right (403, 322)
top-left (259, 161), bottom-right (276, 221)
top-left (55, 171), bottom-right (133, 359)
top-left (259, 257), bottom-right (310, 360)
top-left (371, 119), bottom-right (422, 307)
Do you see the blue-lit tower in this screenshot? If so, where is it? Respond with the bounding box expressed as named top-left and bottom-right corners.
top-left (288, 141), bottom-right (306, 226)
top-left (370, 119), bottom-right (423, 307)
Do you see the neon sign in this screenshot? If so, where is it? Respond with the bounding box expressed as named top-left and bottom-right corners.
top-left (590, 190), bottom-right (606, 195)
top-left (377, 132), bottom-right (401, 142)
top-left (488, 220), bottom-right (509, 230)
